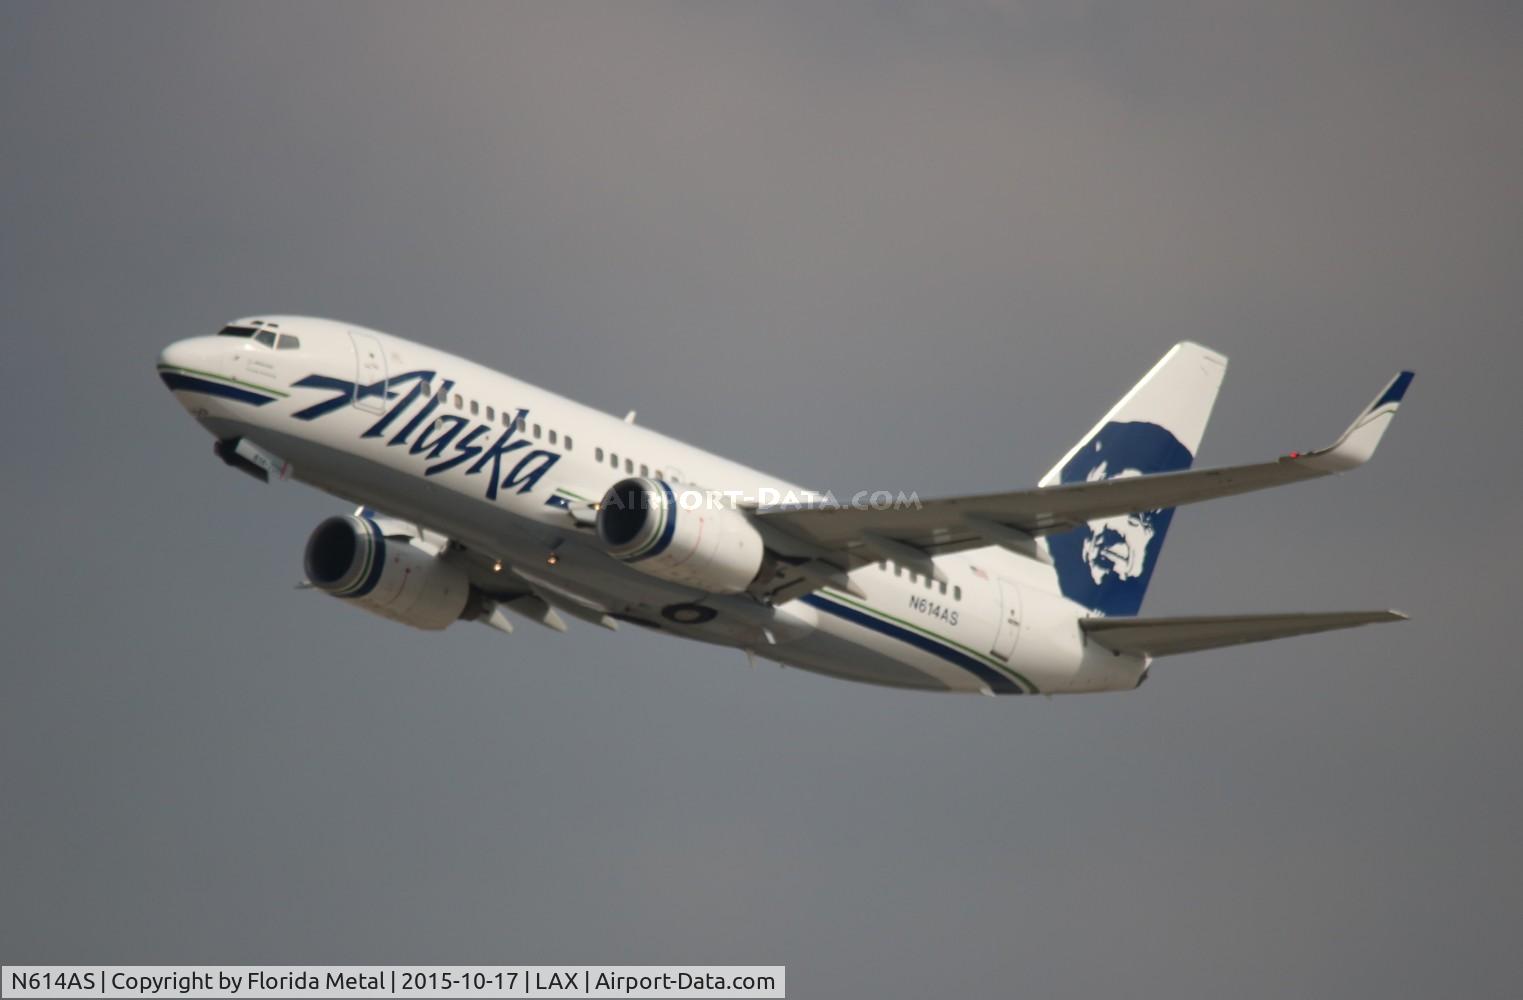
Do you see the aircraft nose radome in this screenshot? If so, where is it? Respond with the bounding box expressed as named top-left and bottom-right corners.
top-left (157, 337), bottom-right (226, 403)
top-left (158, 338), bottom-right (198, 372)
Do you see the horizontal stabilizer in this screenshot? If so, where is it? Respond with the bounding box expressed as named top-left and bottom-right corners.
top-left (1081, 610), bottom-right (1407, 657)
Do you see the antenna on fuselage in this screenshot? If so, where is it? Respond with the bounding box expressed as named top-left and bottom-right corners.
top-left (624, 410), bottom-right (637, 424)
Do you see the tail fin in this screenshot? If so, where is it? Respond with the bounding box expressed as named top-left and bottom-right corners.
top-left (1042, 342), bottom-right (1228, 617)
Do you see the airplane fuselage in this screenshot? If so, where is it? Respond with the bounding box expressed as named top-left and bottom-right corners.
top-left (159, 316), bottom-right (1140, 695)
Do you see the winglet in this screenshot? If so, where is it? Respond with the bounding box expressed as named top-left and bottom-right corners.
top-left (1295, 371), bottom-right (1414, 473)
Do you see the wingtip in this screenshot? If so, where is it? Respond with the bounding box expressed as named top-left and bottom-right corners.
top-left (1372, 370), bottom-right (1415, 411)
top-left (1304, 370), bottom-right (1413, 472)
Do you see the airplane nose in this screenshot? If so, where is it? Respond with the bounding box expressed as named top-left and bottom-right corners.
top-left (158, 338), bottom-right (199, 372)
top-left (156, 336), bottom-right (225, 402)
top-left (158, 333), bottom-right (283, 412)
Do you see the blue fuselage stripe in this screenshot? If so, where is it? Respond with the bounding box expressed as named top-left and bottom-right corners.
top-left (801, 594), bottom-right (1025, 694)
top-left (159, 371), bottom-right (277, 407)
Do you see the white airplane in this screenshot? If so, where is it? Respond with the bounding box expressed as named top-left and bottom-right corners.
top-left (158, 318), bottom-right (1411, 695)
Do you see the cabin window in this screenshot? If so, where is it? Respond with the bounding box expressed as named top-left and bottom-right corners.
top-left (453, 394), bottom-right (464, 409)
top-left (470, 400), bottom-right (480, 417)
top-left (893, 565), bottom-right (902, 577)
top-left (640, 464), bottom-right (649, 477)
top-left (610, 453), bottom-right (619, 468)
top-left (565, 436), bottom-right (573, 451)
top-left (517, 415), bottom-right (526, 431)
top-left (502, 412), bottom-right (513, 428)
top-left (533, 423), bottom-right (542, 439)
top-left (596, 447), bottom-right (605, 462)
top-left (437, 384), bottom-right (448, 401)
top-left (655, 469), bottom-right (664, 480)
top-left (486, 406), bottom-right (495, 422)
top-left (421, 382), bottom-right (433, 397)
top-left (953, 585), bottom-right (962, 601)
top-left (625, 458), bottom-right (634, 474)
top-left (548, 429), bottom-right (557, 445)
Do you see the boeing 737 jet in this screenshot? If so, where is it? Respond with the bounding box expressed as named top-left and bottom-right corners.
top-left (158, 318), bottom-right (1411, 694)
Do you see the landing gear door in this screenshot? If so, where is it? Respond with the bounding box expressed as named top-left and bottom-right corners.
top-left (348, 330), bottom-right (388, 414)
top-left (989, 577), bottom-right (1022, 661)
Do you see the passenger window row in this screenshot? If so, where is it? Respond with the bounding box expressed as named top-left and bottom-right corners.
top-left (418, 382), bottom-right (574, 452)
top-left (414, 383), bottom-right (681, 483)
top-left (881, 560), bottom-right (960, 600)
top-left (590, 447), bottom-right (669, 481)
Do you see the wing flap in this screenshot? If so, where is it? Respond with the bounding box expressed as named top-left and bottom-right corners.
top-left (1081, 610), bottom-right (1408, 657)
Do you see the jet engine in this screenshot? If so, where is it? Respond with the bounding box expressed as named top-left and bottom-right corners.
top-left (596, 477), bottom-right (765, 594)
top-left (303, 515), bottom-right (473, 630)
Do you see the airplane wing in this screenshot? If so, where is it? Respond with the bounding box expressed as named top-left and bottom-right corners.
top-left (1080, 610), bottom-right (1408, 657)
top-left (750, 371), bottom-right (1413, 589)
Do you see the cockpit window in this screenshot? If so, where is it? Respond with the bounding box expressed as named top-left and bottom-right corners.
top-left (276, 334), bottom-right (300, 350)
top-left (254, 330), bottom-right (277, 348)
top-left (218, 325), bottom-right (257, 338)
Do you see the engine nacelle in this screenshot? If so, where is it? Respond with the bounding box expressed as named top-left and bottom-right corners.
top-left (303, 515), bottom-right (471, 630)
top-left (596, 477), bottom-right (765, 594)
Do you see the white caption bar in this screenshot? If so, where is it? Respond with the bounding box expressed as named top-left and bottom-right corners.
top-left (0, 967), bottom-right (785, 999)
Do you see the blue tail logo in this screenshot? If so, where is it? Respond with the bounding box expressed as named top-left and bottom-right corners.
top-left (1048, 421), bottom-right (1194, 617)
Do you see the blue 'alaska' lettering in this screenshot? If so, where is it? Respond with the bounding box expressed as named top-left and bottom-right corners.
top-left (387, 378), bottom-right (452, 448)
top-left (467, 409), bottom-right (532, 499)
top-left (361, 372), bottom-right (436, 439)
top-left (289, 372), bottom-right (561, 503)
top-left (410, 413), bottom-right (468, 460)
top-left (502, 450), bottom-right (560, 496)
top-left (426, 423), bottom-right (490, 477)
top-left (290, 374), bottom-right (384, 421)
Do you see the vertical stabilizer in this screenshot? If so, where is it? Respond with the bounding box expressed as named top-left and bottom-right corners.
top-left (1042, 343), bottom-right (1227, 617)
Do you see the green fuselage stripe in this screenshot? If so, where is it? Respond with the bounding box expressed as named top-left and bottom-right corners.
top-left (156, 363), bottom-right (289, 399)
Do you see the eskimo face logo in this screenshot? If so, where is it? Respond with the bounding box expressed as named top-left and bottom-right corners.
top-left (1079, 467), bottom-right (1157, 585)
top-left (1048, 421), bottom-right (1193, 617)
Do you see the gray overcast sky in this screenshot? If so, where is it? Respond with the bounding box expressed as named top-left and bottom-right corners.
top-left (2, 3), bottom-right (1520, 997)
